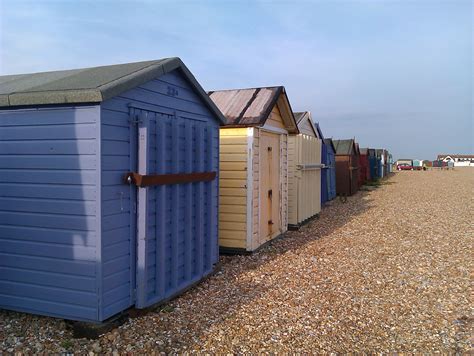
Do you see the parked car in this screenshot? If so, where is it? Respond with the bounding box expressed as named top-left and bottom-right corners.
top-left (397, 163), bottom-right (413, 171)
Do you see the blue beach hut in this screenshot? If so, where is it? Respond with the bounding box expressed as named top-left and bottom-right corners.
top-left (0, 58), bottom-right (226, 322)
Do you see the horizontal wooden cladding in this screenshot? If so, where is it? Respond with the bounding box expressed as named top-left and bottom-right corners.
top-left (0, 155), bottom-right (96, 170)
top-left (0, 125), bottom-right (97, 141)
top-left (0, 106), bottom-right (98, 127)
top-left (0, 294), bottom-right (98, 321)
top-left (0, 253), bottom-right (95, 277)
top-left (124, 171), bottom-right (216, 187)
top-left (0, 140), bottom-right (96, 155)
top-left (0, 183), bottom-right (96, 200)
top-left (0, 237), bottom-right (95, 261)
top-left (0, 169), bottom-right (96, 185)
top-left (0, 225), bottom-right (96, 246)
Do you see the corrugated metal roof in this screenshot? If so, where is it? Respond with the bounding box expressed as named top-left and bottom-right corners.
top-left (333, 139), bottom-right (356, 155)
top-left (208, 86), bottom-right (298, 133)
top-left (0, 58), bottom-right (227, 124)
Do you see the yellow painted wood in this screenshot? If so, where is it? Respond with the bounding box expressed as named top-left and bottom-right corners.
top-left (217, 237), bottom-right (246, 248)
top-left (287, 123), bottom-right (322, 226)
top-left (219, 127), bottom-right (249, 249)
top-left (258, 130), bottom-right (281, 245)
top-left (280, 134), bottom-right (288, 233)
top-left (266, 105), bottom-right (286, 130)
top-left (220, 196), bottom-right (246, 205)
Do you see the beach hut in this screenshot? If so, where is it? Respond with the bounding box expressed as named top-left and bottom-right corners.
top-left (388, 153), bottom-right (394, 173)
top-left (334, 139), bottom-right (360, 196)
top-left (376, 149), bottom-right (385, 178)
top-left (322, 138), bottom-right (337, 202)
top-left (209, 86), bottom-right (298, 253)
top-left (368, 148), bottom-right (378, 180)
top-left (413, 159), bottom-right (423, 170)
top-left (287, 111), bottom-right (322, 229)
top-left (0, 58), bottom-right (226, 322)
top-left (359, 148), bottom-right (371, 186)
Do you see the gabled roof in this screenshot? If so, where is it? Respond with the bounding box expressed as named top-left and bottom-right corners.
top-left (293, 111), bottom-right (318, 137)
top-left (208, 86), bottom-right (298, 133)
top-left (0, 58), bottom-right (227, 124)
top-left (323, 138), bottom-right (336, 153)
top-left (333, 139), bottom-right (357, 156)
top-left (360, 148), bottom-right (369, 155)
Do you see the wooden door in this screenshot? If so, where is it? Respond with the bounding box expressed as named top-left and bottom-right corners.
top-left (259, 131), bottom-right (281, 245)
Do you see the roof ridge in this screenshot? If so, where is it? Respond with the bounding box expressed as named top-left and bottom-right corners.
top-left (95, 59), bottom-right (172, 90)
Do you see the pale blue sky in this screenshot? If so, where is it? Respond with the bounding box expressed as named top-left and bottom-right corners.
top-left (0, 0), bottom-right (472, 159)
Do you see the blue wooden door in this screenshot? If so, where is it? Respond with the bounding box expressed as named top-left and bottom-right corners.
top-left (132, 107), bottom-right (218, 309)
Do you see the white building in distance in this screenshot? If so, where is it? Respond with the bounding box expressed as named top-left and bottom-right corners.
top-left (437, 154), bottom-right (474, 167)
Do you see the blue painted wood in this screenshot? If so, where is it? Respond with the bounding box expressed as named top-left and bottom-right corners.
top-left (101, 69), bottom-right (220, 311)
top-left (0, 105), bottom-right (101, 322)
top-left (327, 146), bottom-right (337, 201)
top-left (0, 68), bottom-right (221, 322)
top-left (321, 142), bottom-right (328, 204)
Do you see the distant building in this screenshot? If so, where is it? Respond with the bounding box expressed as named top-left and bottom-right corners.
top-left (437, 154), bottom-right (474, 167)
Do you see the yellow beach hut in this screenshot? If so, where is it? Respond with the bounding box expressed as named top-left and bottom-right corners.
top-left (209, 86), bottom-right (299, 253)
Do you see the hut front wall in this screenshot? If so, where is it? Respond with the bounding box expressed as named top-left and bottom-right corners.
top-left (0, 105), bottom-right (102, 322)
top-left (218, 128), bottom-right (249, 250)
top-left (288, 134), bottom-right (322, 226)
top-left (251, 121), bottom-right (288, 250)
top-left (100, 69), bottom-right (219, 316)
top-left (335, 155), bottom-right (351, 196)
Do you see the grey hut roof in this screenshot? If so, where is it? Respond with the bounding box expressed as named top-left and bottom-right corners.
top-left (0, 58), bottom-right (227, 124)
top-left (208, 86), bottom-right (298, 133)
top-left (293, 111), bottom-right (306, 124)
top-left (333, 139), bottom-right (356, 155)
top-left (360, 148), bottom-right (369, 155)
top-left (293, 111), bottom-right (318, 137)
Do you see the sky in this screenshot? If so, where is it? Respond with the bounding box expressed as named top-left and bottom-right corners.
top-left (0, 0), bottom-right (472, 159)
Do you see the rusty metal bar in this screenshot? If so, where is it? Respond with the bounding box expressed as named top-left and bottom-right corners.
top-left (124, 171), bottom-right (217, 187)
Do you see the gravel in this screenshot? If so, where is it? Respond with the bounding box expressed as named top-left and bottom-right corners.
top-left (1, 168), bottom-right (472, 353)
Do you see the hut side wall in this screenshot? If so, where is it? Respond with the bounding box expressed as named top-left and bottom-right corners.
top-left (288, 134), bottom-right (322, 226)
top-left (287, 134), bottom-right (299, 225)
top-left (0, 105), bottom-right (102, 322)
top-left (100, 69), bottom-right (220, 318)
top-left (218, 128), bottom-right (249, 250)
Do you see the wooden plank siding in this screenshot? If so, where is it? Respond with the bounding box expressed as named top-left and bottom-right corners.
top-left (100, 69), bottom-right (219, 319)
top-left (0, 106), bottom-right (101, 322)
top-left (218, 128), bottom-right (248, 249)
top-left (287, 111), bottom-right (322, 227)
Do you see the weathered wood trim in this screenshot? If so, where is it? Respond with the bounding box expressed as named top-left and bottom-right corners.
top-left (245, 128), bottom-right (253, 251)
top-left (260, 123), bottom-right (289, 135)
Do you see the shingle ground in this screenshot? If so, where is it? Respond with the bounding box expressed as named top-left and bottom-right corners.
top-left (1, 168), bottom-right (472, 354)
